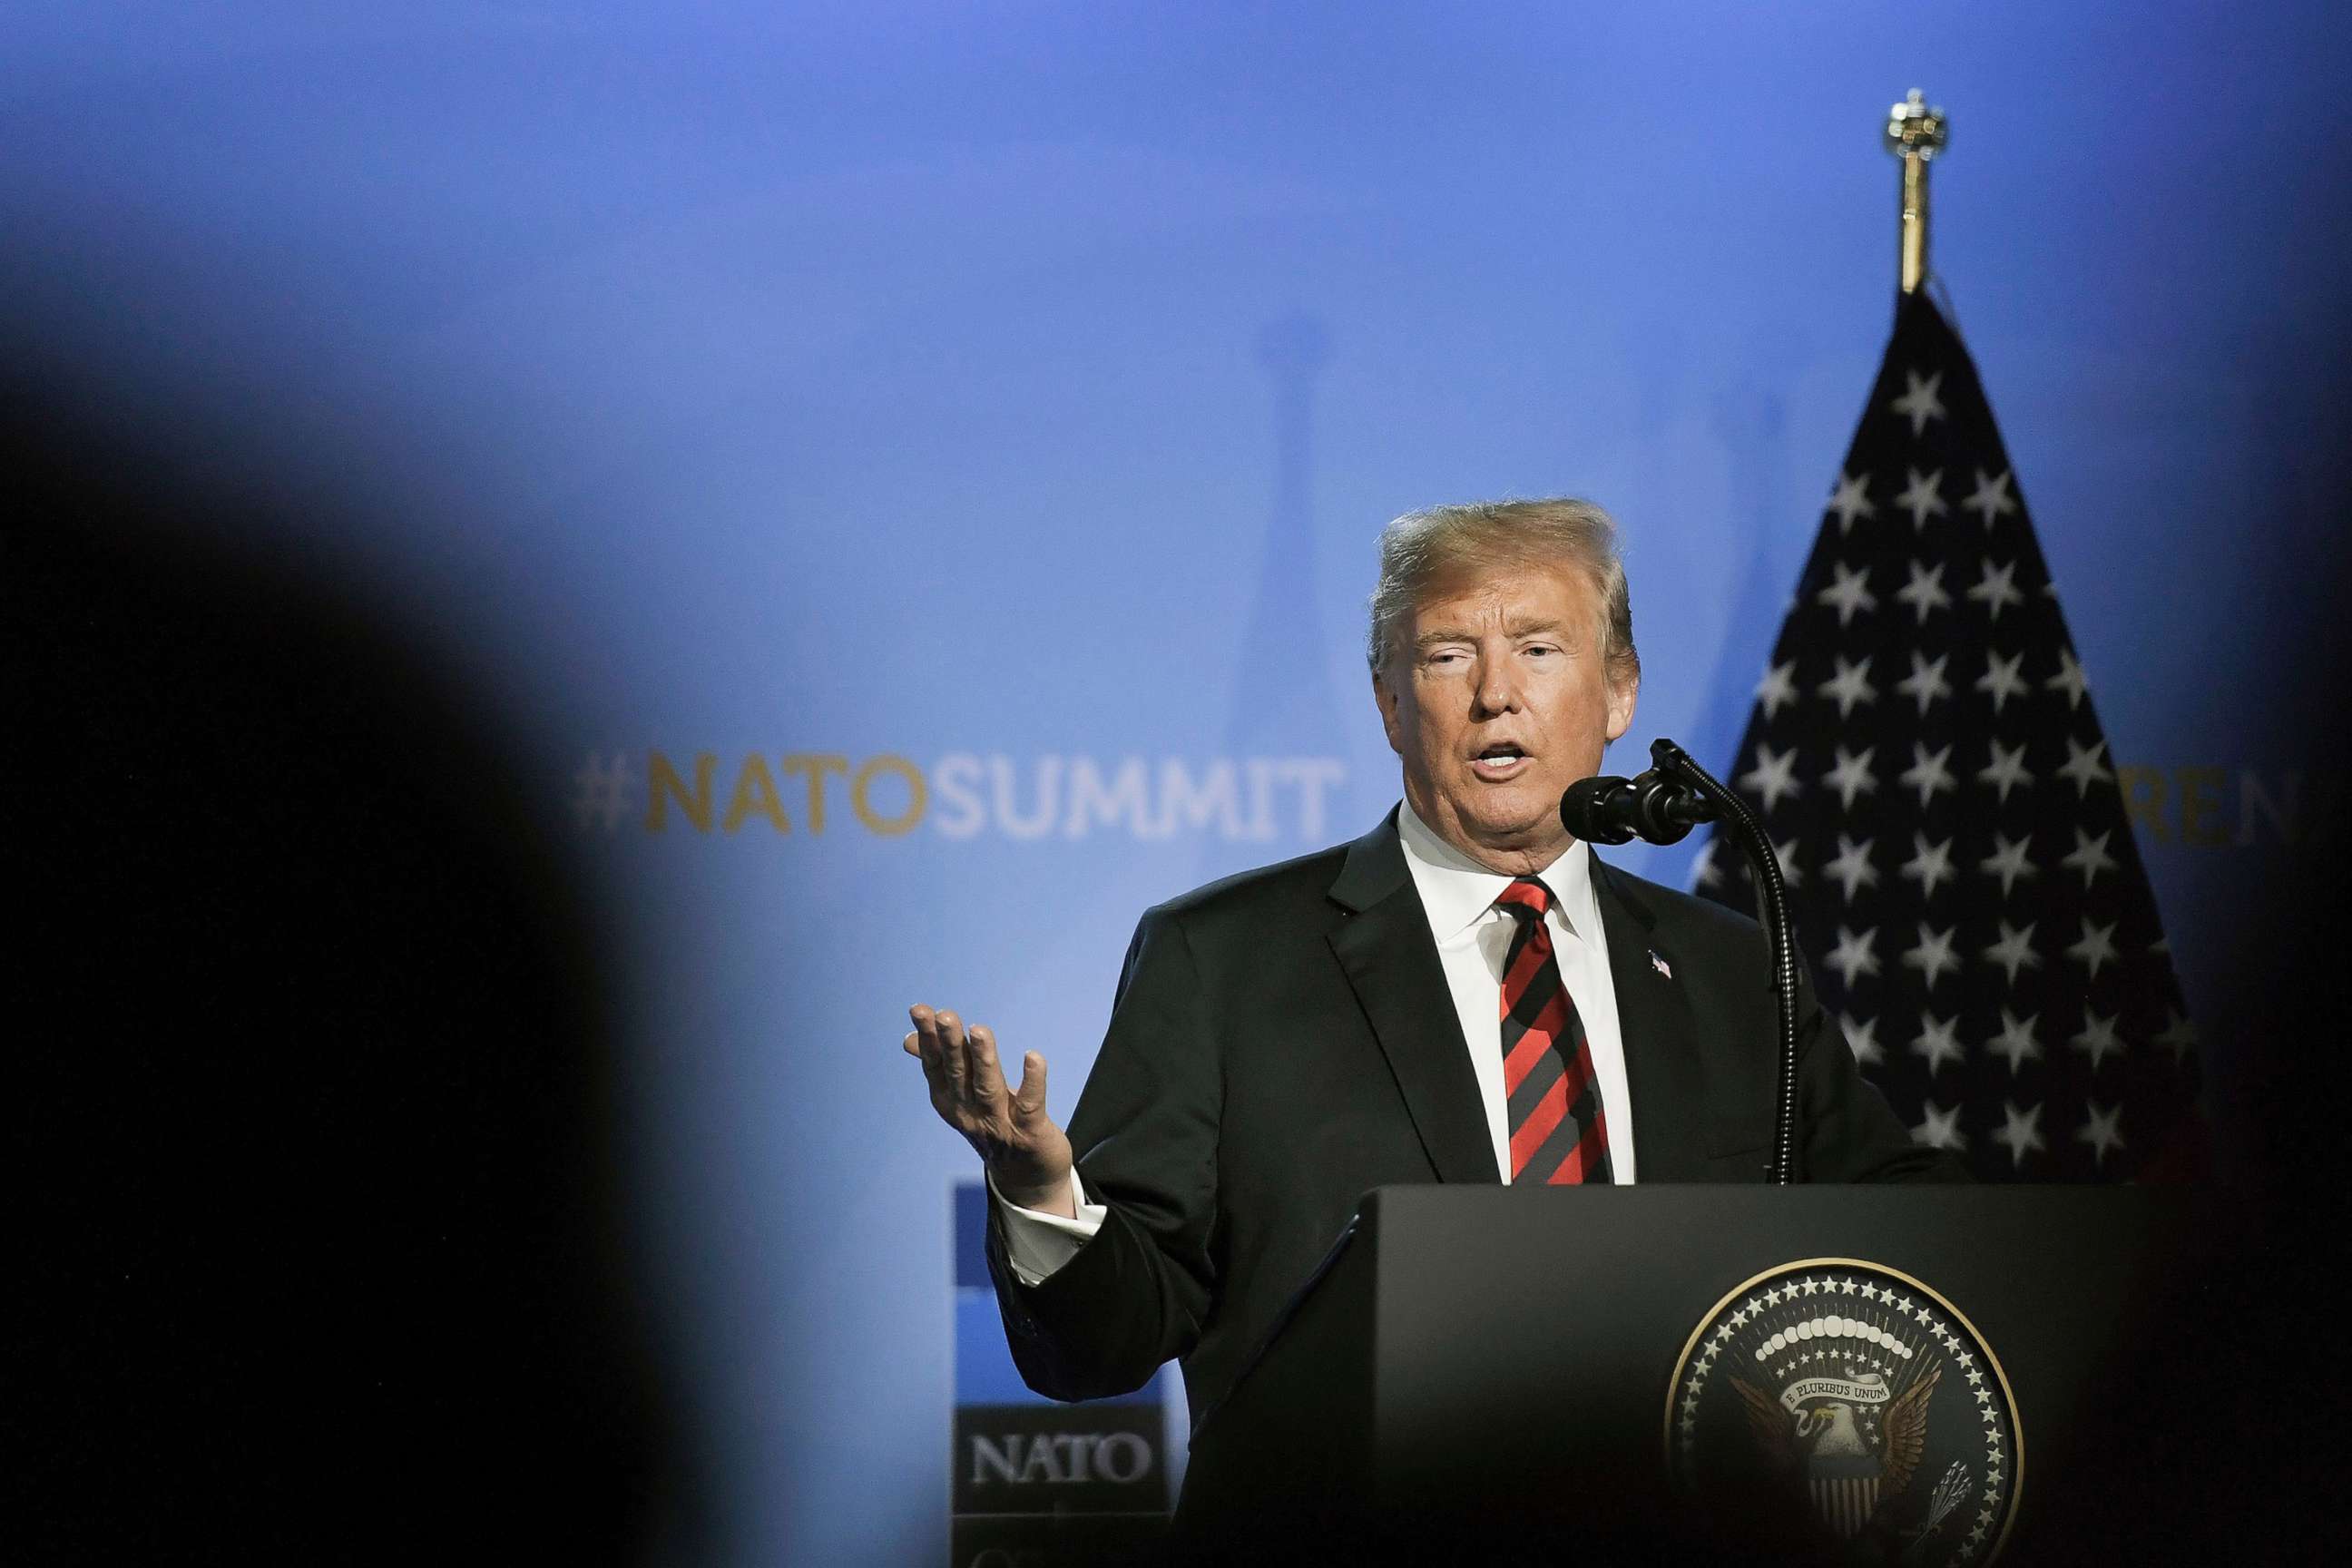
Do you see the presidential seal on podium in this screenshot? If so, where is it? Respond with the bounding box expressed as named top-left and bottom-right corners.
top-left (1668, 1259), bottom-right (2022, 1565)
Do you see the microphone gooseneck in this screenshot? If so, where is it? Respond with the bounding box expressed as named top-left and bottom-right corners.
top-left (1561, 738), bottom-right (1805, 1185)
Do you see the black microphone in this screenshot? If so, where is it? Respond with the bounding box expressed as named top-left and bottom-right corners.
top-left (1588, 735), bottom-right (1804, 1184)
top-left (1559, 768), bottom-right (1716, 846)
top-left (1559, 774), bottom-right (1639, 844)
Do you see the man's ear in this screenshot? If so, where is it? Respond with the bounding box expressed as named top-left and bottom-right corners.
top-left (1604, 674), bottom-right (1638, 744)
top-left (1372, 668), bottom-right (1406, 757)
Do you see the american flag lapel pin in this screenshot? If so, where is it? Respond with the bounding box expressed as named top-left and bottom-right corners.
top-left (1650, 949), bottom-right (1673, 980)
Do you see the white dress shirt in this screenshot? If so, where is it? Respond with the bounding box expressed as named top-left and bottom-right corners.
top-left (1394, 799), bottom-right (1634, 1186)
top-left (995, 800), bottom-right (1636, 1285)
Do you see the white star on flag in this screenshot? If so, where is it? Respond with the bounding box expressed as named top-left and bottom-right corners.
top-left (1976, 737), bottom-right (2034, 803)
top-left (2076, 1101), bottom-right (2125, 1167)
top-left (1895, 559), bottom-right (1952, 623)
top-left (1754, 659), bottom-right (1798, 720)
top-left (1824, 835), bottom-right (1878, 902)
top-left (1817, 561), bottom-right (1877, 625)
top-left (1965, 558), bottom-right (2024, 621)
top-left (2070, 1007), bottom-right (2123, 1071)
top-left (1991, 1102), bottom-right (2046, 1169)
top-left (1896, 650), bottom-right (1952, 714)
top-left (2057, 736), bottom-right (2113, 797)
top-left (1827, 472), bottom-right (1875, 533)
top-left (2065, 917), bottom-right (2120, 979)
top-left (1897, 741), bottom-right (1957, 807)
top-left (1963, 467), bottom-right (2018, 526)
top-left (2045, 647), bottom-right (2088, 710)
top-left (1840, 1012), bottom-right (1883, 1067)
top-left (2061, 827), bottom-right (2118, 888)
top-left (1824, 925), bottom-right (1879, 986)
top-left (1901, 923), bottom-right (1961, 988)
top-left (1975, 650), bottom-right (2029, 714)
top-left (1982, 920), bottom-right (2042, 985)
top-left (1890, 368), bottom-right (1947, 436)
top-left (1739, 742), bottom-right (1804, 812)
top-left (1910, 1014), bottom-right (1965, 1073)
top-left (1979, 832), bottom-right (2036, 897)
top-left (1987, 1006), bottom-right (2042, 1073)
top-left (1817, 654), bottom-right (1877, 718)
top-left (1823, 747), bottom-right (1878, 811)
top-left (1914, 1099), bottom-right (1965, 1151)
top-left (1895, 467), bottom-right (1948, 530)
top-left (1898, 833), bottom-right (1957, 899)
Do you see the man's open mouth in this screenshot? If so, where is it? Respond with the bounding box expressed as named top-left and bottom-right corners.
top-left (1470, 744), bottom-right (1531, 779)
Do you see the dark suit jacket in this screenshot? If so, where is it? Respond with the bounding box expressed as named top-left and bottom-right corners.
top-left (986, 808), bottom-right (1955, 1434)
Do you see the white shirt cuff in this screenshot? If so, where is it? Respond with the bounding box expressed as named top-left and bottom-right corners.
top-left (989, 1167), bottom-right (1108, 1286)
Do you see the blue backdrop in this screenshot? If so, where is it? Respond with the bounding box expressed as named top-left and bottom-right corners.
top-left (12, 5), bottom-right (2347, 1561)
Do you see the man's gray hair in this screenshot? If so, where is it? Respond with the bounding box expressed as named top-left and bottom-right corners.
top-left (1366, 497), bottom-right (1640, 690)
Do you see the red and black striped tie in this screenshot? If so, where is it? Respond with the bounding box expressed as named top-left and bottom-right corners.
top-left (1494, 877), bottom-right (1612, 1185)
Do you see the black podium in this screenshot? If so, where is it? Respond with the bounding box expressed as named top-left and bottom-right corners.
top-left (1173, 1185), bottom-right (2202, 1566)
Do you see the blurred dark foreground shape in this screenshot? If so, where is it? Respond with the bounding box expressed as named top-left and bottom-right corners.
top-left (5, 371), bottom-right (688, 1563)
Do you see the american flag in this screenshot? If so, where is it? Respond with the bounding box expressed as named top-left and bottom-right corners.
top-left (1696, 292), bottom-right (2200, 1182)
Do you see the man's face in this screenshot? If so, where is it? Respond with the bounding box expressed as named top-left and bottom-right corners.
top-left (1374, 559), bottom-right (1637, 874)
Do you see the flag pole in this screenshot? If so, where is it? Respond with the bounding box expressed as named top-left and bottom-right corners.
top-left (1884, 89), bottom-right (1948, 298)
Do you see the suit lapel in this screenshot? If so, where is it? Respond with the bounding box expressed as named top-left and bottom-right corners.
top-left (1327, 812), bottom-right (1500, 1185)
top-left (1592, 854), bottom-right (1712, 1182)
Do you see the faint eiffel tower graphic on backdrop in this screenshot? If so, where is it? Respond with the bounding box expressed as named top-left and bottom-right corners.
top-left (1690, 380), bottom-right (1800, 858)
top-left (1212, 312), bottom-right (1349, 867)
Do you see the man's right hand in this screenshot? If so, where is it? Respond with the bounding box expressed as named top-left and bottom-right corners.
top-left (906, 1004), bottom-right (1077, 1220)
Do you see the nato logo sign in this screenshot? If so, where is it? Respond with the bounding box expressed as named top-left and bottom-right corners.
top-left (1667, 1259), bottom-right (2022, 1564)
top-left (951, 1181), bottom-right (1171, 1565)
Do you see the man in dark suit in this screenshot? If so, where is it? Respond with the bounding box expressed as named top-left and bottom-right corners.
top-left (905, 498), bottom-right (1952, 1485)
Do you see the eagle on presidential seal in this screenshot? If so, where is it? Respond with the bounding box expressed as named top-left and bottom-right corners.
top-left (1730, 1356), bottom-right (1942, 1542)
